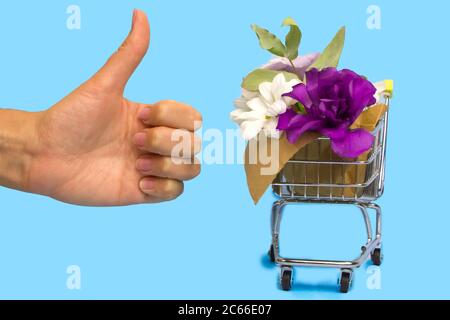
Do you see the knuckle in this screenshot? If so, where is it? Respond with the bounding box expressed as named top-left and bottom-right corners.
top-left (163, 180), bottom-right (184, 199)
top-left (153, 104), bottom-right (169, 124)
top-left (146, 128), bottom-right (163, 150)
top-left (156, 100), bottom-right (176, 109)
top-left (161, 180), bottom-right (172, 195)
top-left (160, 157), bottom-right (172, 177)
top-left (127, 37), bottom-right (148, 57)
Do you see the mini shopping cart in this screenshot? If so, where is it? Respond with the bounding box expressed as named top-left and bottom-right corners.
top-left (268, 83), bottom-right (393, 293)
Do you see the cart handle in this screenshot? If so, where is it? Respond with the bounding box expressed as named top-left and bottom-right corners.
top-left (375, 80), bottom-right (394, 100)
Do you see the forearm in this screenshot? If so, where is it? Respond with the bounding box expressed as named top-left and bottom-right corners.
top-left (0, 109), bottom-right (42, 191)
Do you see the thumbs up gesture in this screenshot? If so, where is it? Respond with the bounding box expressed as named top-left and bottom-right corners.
top-left (23, 10), bottom-right (202, 206)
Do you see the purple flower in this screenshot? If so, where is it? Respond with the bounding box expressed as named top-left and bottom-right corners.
top-left (277, 68), bottom-right (377, 158)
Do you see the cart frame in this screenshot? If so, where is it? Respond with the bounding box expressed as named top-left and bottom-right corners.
top-left (269, 94), bottom-right (391, 293)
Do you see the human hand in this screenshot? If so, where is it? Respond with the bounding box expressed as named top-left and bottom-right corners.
top-left (0, 10), bottom-right (202, 206)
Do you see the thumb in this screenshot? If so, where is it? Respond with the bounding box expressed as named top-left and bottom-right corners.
top-left (91, 9), bottom-right (150, 92)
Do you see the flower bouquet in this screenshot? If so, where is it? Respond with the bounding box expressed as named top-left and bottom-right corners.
top-left (231, 18), bottom-right (392, 203)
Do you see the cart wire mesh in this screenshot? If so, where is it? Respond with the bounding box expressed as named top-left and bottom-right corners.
top-left (272, 97), bottom-right (390, 203)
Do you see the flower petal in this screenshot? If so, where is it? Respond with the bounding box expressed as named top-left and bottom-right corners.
top-left (237, 110), bottom-right (266, 122)
top-left (258, 82), bottom-right (274, 104)
top-left (241, 120), bottom-right (265, 140)
top-left (267, 99), bottom-right (287, 116)
top-left (263, 117), bottom-right (282, 139)
top-left (323, 127), bottom-right (375, 158)
top-left (230, 109), bottom-right (245, 124)
top-left (284, 83), bottom-right (313, 109)
top-left (277, 109), bottom-right (297, 130)
top-left (305, 68), bottom-right (320, 102)
top-left (262, 53), bottom-right (320, 78)
top-left (261, 57), bottom-right (291, 71)
top-left (242, 89), bottom-right (259, 100)
top-left (291, 53), bottom-right (320, 75)
top-left (284, 117), bottom-right (325, 144)
top-left (271, 73), bottom-right (296, 100)
top-left (247, 97), bottom-right (268, 113)
top-left (234, 97), bottom-right (251, 110)
top-left (346, 76), bottom-right (377, 122)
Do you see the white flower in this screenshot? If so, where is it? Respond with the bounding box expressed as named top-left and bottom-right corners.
top-left (231, 73), bottom-right (300, 140)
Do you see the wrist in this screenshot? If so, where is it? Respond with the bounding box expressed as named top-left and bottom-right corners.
top-left (0, 109), bottom-right (43, 191)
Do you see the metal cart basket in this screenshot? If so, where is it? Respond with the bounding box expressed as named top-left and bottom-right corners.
top-left (268, 89), bottom-right (392, 293)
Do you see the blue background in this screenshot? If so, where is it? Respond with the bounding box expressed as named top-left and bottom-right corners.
top-left (0, 0), bottom-right (447, 299)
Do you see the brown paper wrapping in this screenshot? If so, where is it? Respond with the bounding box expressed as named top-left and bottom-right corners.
top-left (244, 104), bottom-right (388, 204)
top-left (343, 103), bottom-right (388, 197)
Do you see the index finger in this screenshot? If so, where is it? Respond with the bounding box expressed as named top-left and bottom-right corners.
top-left (138, 100), bottom-right (202, 131)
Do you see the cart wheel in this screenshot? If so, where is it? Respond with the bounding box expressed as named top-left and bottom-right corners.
top-left (371, 248), bottom-right (383, 266)
top-left (280, 267), bottom-right (293, 291)
top-left (339, 270), bottom-right (352, 294)
top-left (268, 245), bottom-right (275, 263)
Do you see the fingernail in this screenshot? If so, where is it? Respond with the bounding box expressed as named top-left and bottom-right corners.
top-left (133, 132), bottom-right (147, 147)
top-left (138, 107), bottom-right (151, 121)
top-left (136, 159), bottom-right (152, 171)
top-left (140, 179), bottom-right (155, 192)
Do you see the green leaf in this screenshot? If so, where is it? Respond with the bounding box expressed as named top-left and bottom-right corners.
top-left (251, 24), bottom-right (286, 57)
top-left (294, 102), bottom-right (306, 114)
top-left (282, 17), bottom-right (302, 60)
top-left (242, 69), bottom-right (299, 91)
top-left (309, 27), bottom-right (346, 70)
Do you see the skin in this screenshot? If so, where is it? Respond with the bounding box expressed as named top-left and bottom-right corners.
top-left (0, 10), bottom-right (202, 206)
